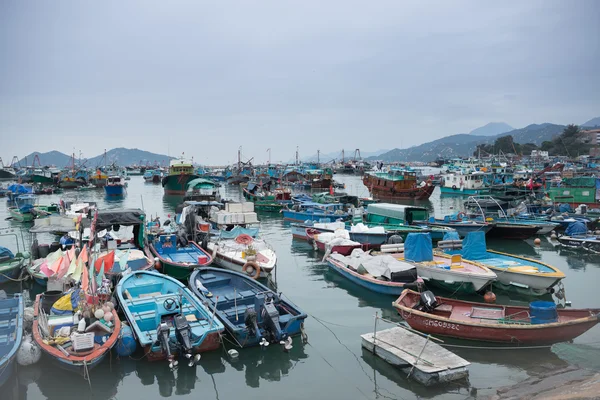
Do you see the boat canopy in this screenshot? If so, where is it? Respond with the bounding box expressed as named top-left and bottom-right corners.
top-left (7, 184), bottom-right (31, 194)
top-left (367, 203), bottom-right (428, 221)
top-left (219, 226), bottom-right (259, 239)
top-left (186, 178), bottom-right (216, 190)
top-left (461, 231), bottom-right (488, 260)
top-left (404, 233), bottom-right (433, 262)
top-left (565, 221), bottom-right (587, 236)
top-left (96, 209), bottom-right (145, 229)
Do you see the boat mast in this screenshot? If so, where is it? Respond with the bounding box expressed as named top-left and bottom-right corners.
top-left (295, 146), bottom-right (299, 166)
top-left (238, 147), bottom-right (242, 171)
top-left (267, 148), bottom-right (271, 165)
top-left (342, 149), bottom-right (345, 164)
top-left (317, 150), bottom-right (320, 165)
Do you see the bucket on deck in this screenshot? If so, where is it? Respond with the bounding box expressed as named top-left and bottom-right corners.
top-left (529, 301), bottom-right (558, 324)
top-left (199, 223), bottom-right (210, 232)
top-left (41, 290), bottom-right (63, 314)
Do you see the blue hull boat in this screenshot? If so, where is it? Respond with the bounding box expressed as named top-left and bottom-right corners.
top-left (104, 184), bottom-right (125, 197)
top-left (189, 267), bottom-right (308, 348)
top-left (0, 294), bottom-right (23, 387)
top-left (326, 252), bottom-right (420, 295)
top-left (117, 271), bottom-right (224, 362)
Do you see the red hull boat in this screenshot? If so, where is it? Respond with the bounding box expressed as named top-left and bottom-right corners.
top-left (393, 290), bottom-right (600, 345)
top-left (306, 228), bottom-right (362, 255)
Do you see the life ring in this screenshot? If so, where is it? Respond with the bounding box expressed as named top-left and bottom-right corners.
top-left (243, 261), bottom-right (261, 279)
top-left (457, 212), bottom-right (466, 221)
top-left (452, 185), bottom-right (457, 190)
top-left (235, 234), bottom-right (254, 245)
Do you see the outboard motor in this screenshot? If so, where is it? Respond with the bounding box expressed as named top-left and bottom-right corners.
top-left (419, 290), bottom-right (438, 311)
top-left (174, 315), bottom-right (193, 353)
top-left (244, 307), bottom-right (261, 340)
top-left (261, 300), bottom-right (285, 343)
top-left (156, 322), bottom-right (176, 369)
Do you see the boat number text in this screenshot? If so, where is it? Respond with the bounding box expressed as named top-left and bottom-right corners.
top-left (424, 320), bottom-right (460, 331)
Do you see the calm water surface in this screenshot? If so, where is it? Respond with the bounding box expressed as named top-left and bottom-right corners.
top-left (2, 175), bottom-right (600, 400)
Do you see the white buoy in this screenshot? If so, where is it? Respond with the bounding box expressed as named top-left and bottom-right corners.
top-left (17, 334), bottom-right (41, 366)
top-left (227, 349), bottom-right (239, 360)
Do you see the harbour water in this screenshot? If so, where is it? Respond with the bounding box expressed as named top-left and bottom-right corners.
top-left (2, 175), bottom-right (600, 400)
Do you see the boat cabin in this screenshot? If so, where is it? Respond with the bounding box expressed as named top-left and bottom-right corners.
top-left (365, 203), bottom-right (429, 226)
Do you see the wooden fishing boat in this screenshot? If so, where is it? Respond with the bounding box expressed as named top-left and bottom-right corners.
top-left (0, 294), bottom-right (23, 387)
top-left (205, 227), bottom-right (276, 279)
top-left (116, 271), bottom-right (224, 362)
top-left (32, 293), bottom-right (121, 374)
top-left (399, 233), bottom-right (497, 294)
top-left (8, 194), bottom-right (36, 222)
top-left (426, 216), bottom-right (492, 238)
top-left (393, 290), bottom-right (600, 344)
top-left (555, 220), bottom-right (600, 253)
top-left (150, 234), bottom-right (213, 280)
top-left (326, 250), bottom-right (420, 295)
top-left (363, 168), bottom-right (435, 201)
top-left (189, 267), bottom-right (307, 348)
top-left (442, 232), bottom-right (565, 295)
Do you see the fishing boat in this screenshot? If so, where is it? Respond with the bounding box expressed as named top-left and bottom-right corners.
top-left (32, 291), bottom-right (121, 374)
top-left (556, 220), bottom-right (600, 253)
top-left (364, 203), bottom-right (454, 241)
top-left (162, 157), bottom-right (199, 195)
top-left (116, 271), bottom-right (224, 362)
top-left (291, 221), bottom-right (389, 246)
top-left (8, 194), bottom-right (37, 222)
top-left (0, 294), bottom-right (23, 387)
top-left (282, 202), bottom-right (350, 223)
top-left (443, 232), bottom-right (566, 295)
top-left (189, 267), bottom-right (307, 348)
top-left (363, 168), bottom-right (435, 201)
top-left (400, 233), bottom-right (497, 294)
top-left (149, 233), bottom-right (213, 280)
top-left (205, 226), bottom-right (276, 279)
top-left (393, 290), bottom-right (600, 344)
top-left (306, 228), bottom-right (362, 255)
top-left (326, 250), bottom-right (420, 295)
top-left (426, 215), bottom-right (492, 238)
top-left (440, 171), bottom-right (489, 196)
top-left (0, 244), bottom-right (29, 285)
top-left (104, 176), bottom-right (127, 197)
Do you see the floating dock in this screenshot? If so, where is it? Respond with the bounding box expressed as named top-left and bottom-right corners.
top-left (361, 326), bottom-right (470, 386)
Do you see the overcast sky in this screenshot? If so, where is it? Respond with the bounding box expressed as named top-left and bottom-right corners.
top-left (1, 1), bottom-right (599, 165)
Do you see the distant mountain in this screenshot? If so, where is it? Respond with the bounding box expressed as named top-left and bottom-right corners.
top-left (469, 122), bottom-right (513, 136)
top-left (19, 148), bottom-right (173, 167)
top-left (582, 116), bottom-right (600, 127)
top-left (366, 123), bottom-right (566, 162)
top-left (86, 148), bottom-right (174, 167)
top-left (19, 151), bottom-right (74, 167)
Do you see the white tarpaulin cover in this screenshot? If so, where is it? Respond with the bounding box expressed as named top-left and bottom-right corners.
top-left (329, 249), bottom-right (415, 280)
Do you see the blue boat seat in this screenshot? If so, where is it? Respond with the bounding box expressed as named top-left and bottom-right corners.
top-left (239, 290), bottom-right (255, 298)
top-left (133, 310), bottom-right (155, 321)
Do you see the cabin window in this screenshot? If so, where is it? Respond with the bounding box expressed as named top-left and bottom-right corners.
top-left (562, 191), bottom-right (570, 195)
top-left (384, 181), bottom-right (387, 187)
top-left (583, 191), bottom-right (590, 196)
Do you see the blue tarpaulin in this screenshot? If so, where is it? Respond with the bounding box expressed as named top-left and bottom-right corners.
top-left (565, 221), bottom-right (587, 236)
top-left (404, 233), bottom-right (433, 262)
top-left (443, 231), bottom-right (460, 241)
top-left (461, 231), bottom-right (488, 260)
top-left (6, 184), bottom-right (31, 194)
top-left (219, 226), bottom-right (260, 239)
top-left (0, 246), bottom-right (14, 259)
top-left (558, 203), bottom-right (572, 213)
